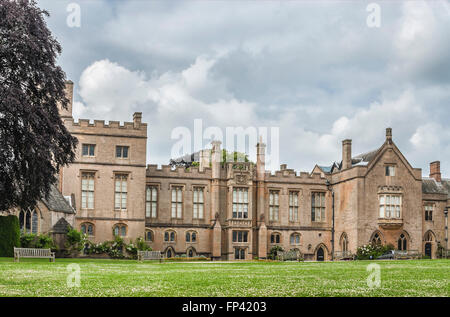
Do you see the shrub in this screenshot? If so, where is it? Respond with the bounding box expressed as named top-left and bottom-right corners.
top-left (65, 227), bottom-right (86, 254)
top-left (20, 233), bottom-right (37, 248)
top-left (20, 233), bottom-right (55, 249)
top-left (0, 215), bottom-right (20, 257)
top-left (126, 237), bottom-right (151, 259)
top-left (268, 246), bottom-right (284, 260)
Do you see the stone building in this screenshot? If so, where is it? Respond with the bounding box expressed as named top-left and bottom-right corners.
top-left (1, 184), bottom-right (76, 248)
top-left (57, 82), bottom-right (448, 260)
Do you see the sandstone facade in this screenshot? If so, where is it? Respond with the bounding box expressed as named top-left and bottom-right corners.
top-left (56, 82), bottom-right (449, 260)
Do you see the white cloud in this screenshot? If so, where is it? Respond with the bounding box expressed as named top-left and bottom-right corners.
top-left (43, 0), bottom-right (450, 175)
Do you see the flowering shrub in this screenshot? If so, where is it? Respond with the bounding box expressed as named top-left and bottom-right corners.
top-left (125, 237), bottom-right (152, 259)
top-left (356, 243), bottom-right (394, 260)
top-left (82, 236), bottom-right (150, 259)
top-left (268, 246), bottom-right (284, 260)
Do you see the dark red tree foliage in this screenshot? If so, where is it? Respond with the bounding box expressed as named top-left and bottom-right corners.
top-left (0, 0), bottom-right (77, 211)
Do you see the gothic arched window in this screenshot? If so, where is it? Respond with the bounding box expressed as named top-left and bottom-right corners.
top-left (398, 234), bottom-right (407, 251)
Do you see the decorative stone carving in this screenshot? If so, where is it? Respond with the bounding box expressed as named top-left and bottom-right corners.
top-left (235, 174), bottom-right (248, 184)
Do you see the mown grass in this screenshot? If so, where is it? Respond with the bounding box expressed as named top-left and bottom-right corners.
top-left (0, 257), bottom-right (448, 297)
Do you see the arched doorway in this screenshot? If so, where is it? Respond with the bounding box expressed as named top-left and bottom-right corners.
top-left (424, 231), bottom-right (435, 259)
top-left (317, 247), bottom-right (324, 261)
top-left (187, 247), bottom-right (196, 258)
top-left (425, 243), bottom-right (432, 258)
top-left (165, 247), bottom-right (175, 258)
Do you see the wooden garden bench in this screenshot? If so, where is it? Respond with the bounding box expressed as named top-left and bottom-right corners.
top-left (137, 250), bottom-right (163, 262)
top-left (14, 247), bottom-right (55, 262)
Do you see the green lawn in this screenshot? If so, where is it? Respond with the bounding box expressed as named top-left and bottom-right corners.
top-left (0, 257), bottom-right (448, 297)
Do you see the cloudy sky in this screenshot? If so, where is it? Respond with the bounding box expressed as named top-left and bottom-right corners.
top-left (37, 0), bottom-right (450, 176)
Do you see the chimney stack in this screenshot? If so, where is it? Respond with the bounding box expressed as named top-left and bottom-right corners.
top-left (59, 80), bottom-right (74, 118)
top-left (386, 128), bottom-right (392, 143)
top-left (342, 139), bottom-right (352, 170)
top-left (211, 140), bottom-right (222, 179)
top-left (430, 161), bottom-right (441, 182)
top-left (133, 112), bottom-right (142, 129)
top-left (256, 137), bottom-right (266, 180)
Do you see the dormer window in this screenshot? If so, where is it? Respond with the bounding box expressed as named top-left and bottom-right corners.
top-left (385, 165), bottom-right (396, 176)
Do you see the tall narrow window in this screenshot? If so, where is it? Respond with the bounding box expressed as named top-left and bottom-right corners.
top-left (31, 211), bottom-right (38, 234)
top-left (171, 186), bottom-right (183, 219)
top-left (379, 194), bottom-right (401, 218)
top-left (114, 174), bottom-right (128, 210)
top-left (232, 188), bottom-right (248, 219)
top-left (19, 211), bottom-right (25, 232)
top-left (289, 191), bottom-right (299, 222)
top-left (398, 234), bottom-right (407, 251)
top-left (25, 211), bottom-right (31, 233)
top-left (116, 146), bottom-right (129, 158)
top-left (269, 191), bottom-right (279, 221)
top-left (311, 192), bottom-right (325, 222)
top-left (81, 172), bottom-right (95, 209)
top-left (193, 187), bottom-right (204, 219)
top-left (425, 205), bottom-right (433, 221)
top-left (146, 186), bottom-right (158, 218)
top-left (82, 144), bottom-right (95, 157)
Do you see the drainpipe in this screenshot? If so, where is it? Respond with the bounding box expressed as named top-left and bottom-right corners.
top-left (445, 208), bottom-right (448, 258)
top-left (326, 180), bottom-right (335, 261)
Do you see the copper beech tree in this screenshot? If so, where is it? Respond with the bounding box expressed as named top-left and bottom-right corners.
top-left (0, 0), bottom-right (77, 211)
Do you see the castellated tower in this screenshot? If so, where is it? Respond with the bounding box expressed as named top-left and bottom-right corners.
top-left (59, 82), bottom-right (148, 243)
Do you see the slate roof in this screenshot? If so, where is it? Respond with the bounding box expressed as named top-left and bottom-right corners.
top-left (441, 179), bottom-right (450, 198)
top-left (351, 148), bottom-right (380, 166)
top-left (331, 147), bottom-right (381, 171)
top-left (422, 178), bottom-right (449, 196)
top-left (318, 165), bottom-right (333, 174)
top-left (41, 185), bottom-right (75, 214)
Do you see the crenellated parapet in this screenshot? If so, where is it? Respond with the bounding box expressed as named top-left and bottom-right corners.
top-left (146, 164), bottom-right (212, 178)
top-left (63, 113), bottom-right (147, 138)
top-left (264, 169), bottom-right (326, 183)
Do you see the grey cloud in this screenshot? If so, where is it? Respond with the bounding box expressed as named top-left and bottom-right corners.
top-left (36, 0), bottom-right (450, 176)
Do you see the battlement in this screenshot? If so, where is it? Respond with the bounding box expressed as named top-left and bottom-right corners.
top-left (146, 164), bottom-right (212, 178)
top-left (264, 169), bottom-right (325, 182)
top-left (63, 113), bottom-right (147, 137)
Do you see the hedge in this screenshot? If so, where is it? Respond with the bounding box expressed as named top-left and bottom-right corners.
top-left (0, 215), bottom-right (21, 257)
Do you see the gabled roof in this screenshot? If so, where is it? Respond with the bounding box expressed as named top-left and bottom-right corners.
top-left (41, 185), bottom-right (75, 214)
top-left (351, 148), bottom-right (381, 166)
top-left (422, 178), bottom-right (449, 196)
top-left (315, 163), bottom-right (338, 174)
top-left (332, 147), bottom-right (381, 171)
